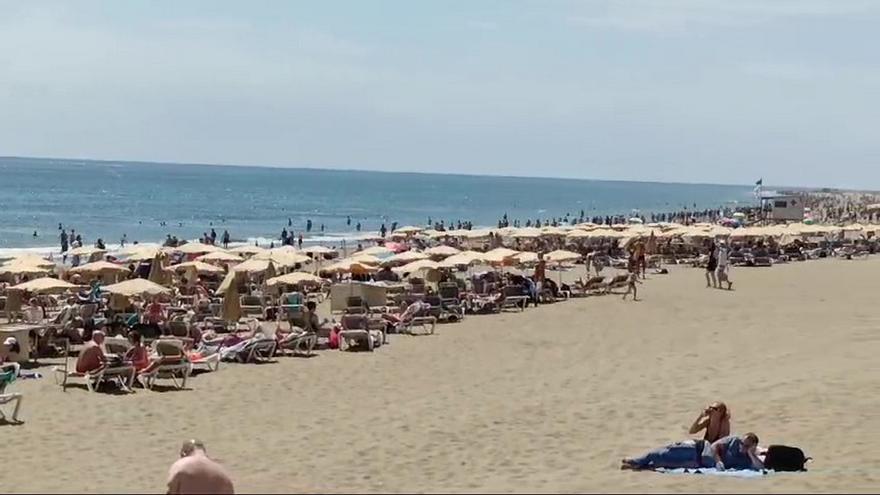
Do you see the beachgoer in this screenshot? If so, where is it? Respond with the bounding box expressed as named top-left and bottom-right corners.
top-left (356, 222), bottom-right (361, 232)
top-left (706, 241), bottom-right (718, 288)
top-left (621, 433), bottom-right (762, 471)
top-left (222, 230), bottom-right (230, 249)
top-left (210, 229), bottom-right (217, 245)
top-left (76, 331), bottom-right (108, 374)
top-left (1, 337), bottom-right (22, 378)
top-left (306, 219), bottom-right (312, 232)
top-left (120, 234), bottom-right (127, 247)
top-left (167, 439), bottom-right (235, 495)
top-left (689, 402), bottom-right (731, 443)
top-left (621, 271), bottom-right (642, 301)
top-left (298, 234), bottom-right (303, 249)
top-left (715, 242), bottom-right (732, 290)
top-left (124, 330), bottom-right (151, 371)
top-left (346, 216), bottom-right (351, 226)
top-left (533, 254), bottom-right (546, 303)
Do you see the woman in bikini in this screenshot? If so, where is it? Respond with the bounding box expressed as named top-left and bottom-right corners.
top-left (689, 401), bottom-right (731, 443)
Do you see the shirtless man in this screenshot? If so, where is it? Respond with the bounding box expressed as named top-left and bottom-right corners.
top-left (76, 330), bottom-right (108, 374)
top-left (167, 439), bottom-right (234, 494)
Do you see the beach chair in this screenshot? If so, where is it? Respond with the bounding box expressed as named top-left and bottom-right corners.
top-left (500, 286), bottom-right (528, 312)
top-left (239, 295), bottom-right (264, 318)
top-left (437, 283), bottom-right (465, 321)
top-left (234, 337), bottom-right (277, 363)
top-left (168, 316), bottom-right (191, 340)
top-left (344, 296), bottom-right (368, 315)
top-left (339, 314), bottom-right (385, 351)
top-left (139, 339), bottom-right (193, 390)
top-left (0, 369), bottom-right (23, 423)
top-left (277, 330), bottom-right (317, 357)
top-left (52, 340), bottom-right (135, 393)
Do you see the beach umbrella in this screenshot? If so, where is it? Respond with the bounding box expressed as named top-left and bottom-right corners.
top-left (121, 246), bottom-right (167, 262)
top-left (148, 253), bottom-right (172, 286)
top-left (265, 272), bottom-right (326, 287)
top-left (65, 246), bottom-right (106, 257)
top-left (197, 251), bottom-right (243, 263)
top-left (2, 254), bottom-right (55, 268)
top-left (545, 249), bottom-right (581, 263)
top-left (392, 259), bottom-right (440, 274)
top-left (348, 253), bottom-right (383, 265)
top-left (11, 277), bottom-right (77, 294)
top-left (0, 262), bottom-right (52, 277)
top-left (228, 245), bottom-right (267, 256)
top-left (356, 246), bottom-right (394, 257)
top-left (321, 259), bottom-right (379, 274)
top-left (566, 230), bottom-right (595, 239)
top-left (424, 245), bottom-right (460, 257)
top-left (220, 272), bottom-right (242, 323)
top-left (383, 250), bottom-right (429, 266)
top-left (628, 217), bottom-right (644, 224)
top-left (172, 261), bottom-right (225, 275)
top-left (483, 248), bottom-right (520, 265)
top-left (232, 258), bottom-right (272, 274)
top-left (540, 226), bottom-right (570, 236)
top-left (510, 227), bottom-right (542, 238)
top-left (69, 260), bottom-right (130, 275)
top-left (175, 243), bottom-right (226, 255)
top-left (302, 245), bottom-right (336, 255)
top-left (103, 278), bottom-right (170, 298)
top-left (438, 250), bottom-right (486, 268)
top-left (514, 251), bottom-right (539, 264)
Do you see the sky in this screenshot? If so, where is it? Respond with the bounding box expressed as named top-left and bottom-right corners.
top-left (1, 0), bottom-right (879, 188)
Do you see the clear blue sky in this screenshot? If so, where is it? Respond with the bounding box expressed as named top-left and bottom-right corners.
top-left (2, 0), bottom-right (879, 188)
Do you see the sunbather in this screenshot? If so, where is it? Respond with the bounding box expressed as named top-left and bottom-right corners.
top-left (688, 402), bottom-right (731, 443)
top-left (621, 433), bottom-right (763, 471)
top-left (76, 331), bottom-right (108, 374)
top-left (167, 439), bottom-right (234, 495)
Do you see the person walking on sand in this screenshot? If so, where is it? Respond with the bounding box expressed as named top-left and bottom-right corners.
top-left (705, 241), bottom-right (718, 288)
top-left (621, 270), bottom-right (642, 301)
top-left (167, 439), bottom-right (234, 494)
top-left (715, 241), bottom-right (732, 290)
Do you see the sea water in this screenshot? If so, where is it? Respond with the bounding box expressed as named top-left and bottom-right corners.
top-left (0, 156), bottom-right (754, 254)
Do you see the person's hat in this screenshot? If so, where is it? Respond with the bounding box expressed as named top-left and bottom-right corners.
top-left (3, 336), bottom-right (18, 346)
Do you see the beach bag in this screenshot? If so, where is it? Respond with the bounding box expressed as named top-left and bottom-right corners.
top-left (328, 328), bottom-right (340, 349)
top-left (764, 445), bottom-right (810, 472)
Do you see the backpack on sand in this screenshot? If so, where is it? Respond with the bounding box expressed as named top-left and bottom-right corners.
top-left (764, 445), bottom-right (810, 472)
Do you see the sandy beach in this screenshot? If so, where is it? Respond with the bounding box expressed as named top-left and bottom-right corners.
top-left (3, 257), bottom-right (878, 493)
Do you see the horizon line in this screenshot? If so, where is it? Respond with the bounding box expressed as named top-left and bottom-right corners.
top-left (0, 154), bottom-right (795, 191)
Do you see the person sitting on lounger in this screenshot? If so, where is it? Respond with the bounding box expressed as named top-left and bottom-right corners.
top-left (124, 330), bottom-right (151, 372)
top-left (621, 432), bottom-right (763, 471)
top-left (145, 297), bottom-right (167, 329)
top-left (689, 401), bottom-right (731, 443)
top-left (1, 337), bottom-right (22, 378)
top-left (76, 330), bottom-right (108, 374)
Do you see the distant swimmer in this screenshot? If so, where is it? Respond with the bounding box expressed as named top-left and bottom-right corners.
top-left (58, 223), bottom-right (63, 230)
top-left (33, 231), bottom-right (38, 237)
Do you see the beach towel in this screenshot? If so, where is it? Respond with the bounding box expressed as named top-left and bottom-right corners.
top-left (655, 468), bottom-right (768, 478)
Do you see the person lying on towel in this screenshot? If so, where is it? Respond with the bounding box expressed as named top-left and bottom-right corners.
top-left (621, 433), bottom-right (763, 471)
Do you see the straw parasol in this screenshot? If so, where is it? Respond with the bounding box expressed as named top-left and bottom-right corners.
top-left (321, 259), bottom-right (379, 274)
top-left (393, 226), bottom-right (423, 235)
top-left (69, 261), bottom-right (130, 275)
top-left (11, 277), bottom-right (77, 294)
top-left (103, 278), bottom-right (170, 298)
top-left (172, 261), bottom-right (225, 275)
top-left (544, 249), bottom-right (581, 263)
top-left (265, 272), bottom-right (326, 287)
top-left (302, 245), bottom-right (336, 255)
top-left (253, 251), bottom-right (311, 268)
top-left (2, 254), bottom-right (55, 268)
top-left (231, 258), bottom-right (272, 274)
top-left (383, 250), bottom-right (429, 266)
top-left (356, 246), bottom-right (394, 257)
top-left (220, 271), bottom-right (242, 322)
top-left (392, 259), bottom-right (441, 274)
top-left (511, 227), bottom-right (542, 238)
top-left (228, 245), bottom-right (267, 255)
top-left (514, 251), bottom-right (539, 264)
top-left (438, 250), bottom-right (486, 268)
top-left (0, 262), bottom-right (52, 277)
top-left (197, 251), bottom-right (243, 263)
top-left (66, 246), bottom-right (106, 257)
top-left (175, 243), bottom-right (226, 255)
top-left (120, 246), bottom-right (166, 261)
top-left (424, 245), bottom-right (460, 257)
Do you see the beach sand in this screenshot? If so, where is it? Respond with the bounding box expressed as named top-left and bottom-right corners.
top-left (5, 258), bottom-right (880, 493)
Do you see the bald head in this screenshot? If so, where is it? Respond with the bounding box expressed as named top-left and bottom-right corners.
top-left (180, 439), bottom-right (207, 458)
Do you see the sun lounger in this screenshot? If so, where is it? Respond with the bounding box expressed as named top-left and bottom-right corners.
top-left (277, 329), bottom-right (317, 357)
top-left (0, 370), bottom-right (23, 423)
top-left (339, 314), bottom-right (385, 351)
top-left (501, 286), bottom-right (528, 311)
top-left (236, 337), bottom-right (277, 363)
top-left (139, 339), bottom-right (192, 390)
top-left (52, 346), bottom-right (135, 393)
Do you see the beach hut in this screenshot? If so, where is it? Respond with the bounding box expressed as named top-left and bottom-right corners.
top-left (11, 277), bottom-right (77, 294)
top-left (103, 279), bottom-right (170, 298)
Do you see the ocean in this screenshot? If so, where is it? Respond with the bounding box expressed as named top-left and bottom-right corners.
top-left (0, 157), bottom-right (754, 254)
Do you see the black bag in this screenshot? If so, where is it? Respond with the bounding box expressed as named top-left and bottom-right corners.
top-left (764, 445), bottom-right (810, 472)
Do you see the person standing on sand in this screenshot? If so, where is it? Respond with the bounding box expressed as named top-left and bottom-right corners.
top-left (167, 440), bottom-right (234, 495)
top-left (222, 230), bottom-right (230, 249)
top-left (715, 241), bottom-right (732, 290)
top-left (533, 254), bottom-right (546, 304)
